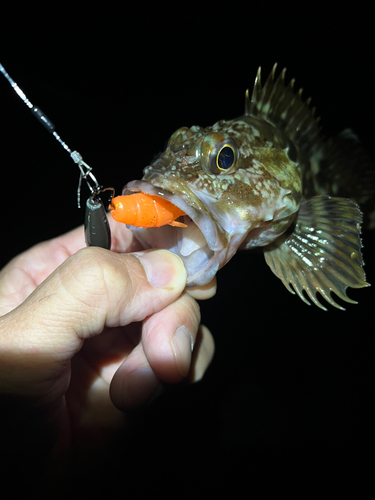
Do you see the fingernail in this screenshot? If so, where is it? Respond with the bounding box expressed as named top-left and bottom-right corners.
top-left (171, 326), bottom-right (194, 377)
top-left (136, 250), bottom-right (186, 289)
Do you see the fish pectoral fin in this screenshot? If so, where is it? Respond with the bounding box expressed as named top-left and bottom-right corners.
top-left (263, 195), bottom-right (370, 311)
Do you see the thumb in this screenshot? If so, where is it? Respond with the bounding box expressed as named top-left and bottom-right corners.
top-left (0, 247), bottom-right (187, 397)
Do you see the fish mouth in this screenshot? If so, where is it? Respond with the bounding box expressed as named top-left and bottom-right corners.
top-left (124, 177), bottom-right (230, 286)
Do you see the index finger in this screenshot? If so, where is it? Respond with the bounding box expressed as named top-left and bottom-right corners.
top-left (6, 219), bottom-right (142, 281)
top-left (53, 216), bottom-right (144, 256)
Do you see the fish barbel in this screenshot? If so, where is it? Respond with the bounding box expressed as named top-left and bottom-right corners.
top-left (118, 64), bottom-right (374, 310)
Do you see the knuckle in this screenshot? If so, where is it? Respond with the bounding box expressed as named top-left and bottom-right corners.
top-left (62, 248), bottom-right (151, 311)
top-left (61, 247), bottom-right (131, 302)
top-left (68, 247), bottom-right (110, 287)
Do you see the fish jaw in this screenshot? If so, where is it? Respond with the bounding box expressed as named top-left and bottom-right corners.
top-left (124, 178), bottom-right (249, 287)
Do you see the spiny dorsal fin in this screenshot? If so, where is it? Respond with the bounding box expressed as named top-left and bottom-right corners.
top-left (245, 64), bottom-right (323, 158)
top-left (305, 129), bottom-right (375, 228)
top-left (247, 65), bottom-right (375, 224)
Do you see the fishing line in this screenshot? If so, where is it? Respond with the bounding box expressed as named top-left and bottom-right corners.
top-left (0, 62), bottom-right (112, 249)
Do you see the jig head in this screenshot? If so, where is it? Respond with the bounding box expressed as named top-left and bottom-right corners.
top-left (85, 187), bottom-right (114, 249)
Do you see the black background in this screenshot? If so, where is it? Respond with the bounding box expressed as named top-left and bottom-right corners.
top-left (1, 4), bottom-right (374, 493)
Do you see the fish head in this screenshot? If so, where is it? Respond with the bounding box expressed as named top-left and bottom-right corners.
top-left (125, 116), bottom-right (302, 286)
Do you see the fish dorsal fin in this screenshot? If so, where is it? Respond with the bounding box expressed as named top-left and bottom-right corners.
top-left (304, 129), bottom-right (375, 228)
top-left (245, 64), bottom-right (323, 158)
top-left (264, 195), bottom-right (369, 310)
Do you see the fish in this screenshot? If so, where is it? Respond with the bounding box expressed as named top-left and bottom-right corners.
top-left (119, 64), bottom-right (375, 310)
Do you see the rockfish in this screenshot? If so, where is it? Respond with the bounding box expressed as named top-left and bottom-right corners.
top-left (116, 64), bottom-right (374, 310)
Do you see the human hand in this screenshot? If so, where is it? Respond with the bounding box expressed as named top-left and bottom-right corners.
top-left (0, 222), bottom-right (215, 462)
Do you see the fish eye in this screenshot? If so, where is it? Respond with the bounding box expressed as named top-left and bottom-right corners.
top-left (210, 139), bottom-right (238, 174)
top-left (216, 144), bottom-right (236, 171)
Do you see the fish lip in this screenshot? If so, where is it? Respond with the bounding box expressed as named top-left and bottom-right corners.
top-left (124, 179), bottom-right (227, 252)
top-left (123, 177), bottom-right (229, 286)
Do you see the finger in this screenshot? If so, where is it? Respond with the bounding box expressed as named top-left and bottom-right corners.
top-left (108, 217), bottom-right (144, 253)
top-left (141, 292), bottom-right (200, 383)
top-left (0, 226), bottom-right (86, 314)
top-left (0, 222), bottom-right (141, 289)
top-left (46, 217), bottom-right (142, 256)
top-left (188, 324), bottom-right (215, 383)
top-left (110, 341), bottom-right (161, 410)
top-left (0, 248), bottom-right (187, 397)
top-left (110, 323), bottom-right (215, 410)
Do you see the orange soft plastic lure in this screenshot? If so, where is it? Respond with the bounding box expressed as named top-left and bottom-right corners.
top-left (109, 192), bottom-right (187, 228)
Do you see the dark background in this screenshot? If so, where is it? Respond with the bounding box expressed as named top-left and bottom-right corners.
top-left (1, 4), bottom-right (374, 492)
